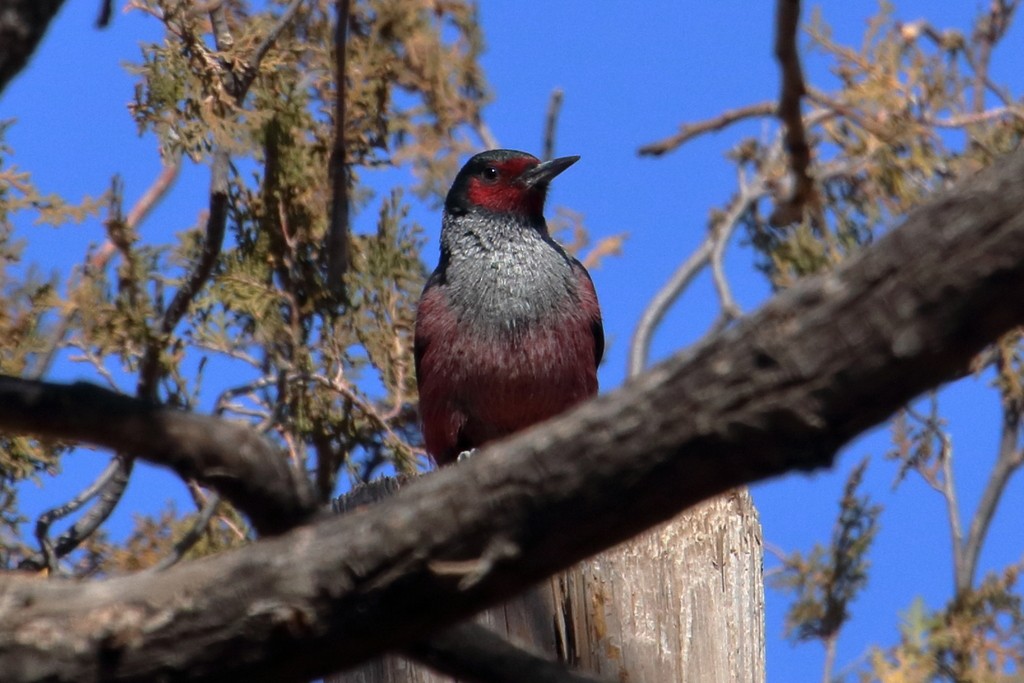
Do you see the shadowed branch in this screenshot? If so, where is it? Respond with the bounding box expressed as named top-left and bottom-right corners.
top-left (0, 377), bottom-right (318, 536)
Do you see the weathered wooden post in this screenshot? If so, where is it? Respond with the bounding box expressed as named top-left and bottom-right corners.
top-left (330, 488), bottom-right (764, 682)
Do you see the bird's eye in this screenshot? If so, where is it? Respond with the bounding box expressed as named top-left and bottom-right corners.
top-left (482, 166), bottom-right (499, 181)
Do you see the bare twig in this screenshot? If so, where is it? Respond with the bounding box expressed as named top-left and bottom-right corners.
top-left (21, 456), bottom-right (123, 572)
top-left (21, 455), bottom-right (132, 572)
top-left (136, 150), bottom-right (228, 399)
top-left (126, 161), bottom-right (182, 230)
top-left (542, 88), bottom-right (564, 161)
top-left (627, 176), bottom-right (763, 378)
top-left (710, 175), bottom-right (746, 326)
top-left (907, 398), bottom-right (968, 591)
top-left (152, 491), bottom-right (222, 571)
top-left (967, 1), bottom-right (1019, 114)
top-left (327, 0), bottom-right (351, 299)
top-left (214, 375), bottom-right (278, 416)
top-left (770, 0), bottom-right (814, 227)
top-left (805, 88), bottom-right (890, 143)
top-left (958, 359), bottom-right (1023, 595)
top-left (248, 0), bottom-right (306, 84)
top-left (95, 0), bottom-right (114, 28)
top-left (637, 101), bottom-right (776, 157)
top-left (929, 106), bottom-right (1024, 127)
top-left (627, 239), bottom-right (711, 378)
top-left (936, 422), bottom-right (964, 583)
top-left (86, 161), bottom-right (181, 277)
top-left (822, 634), bottom-right (837, 683)
top-left (475, 120), bottom-right (499, 150)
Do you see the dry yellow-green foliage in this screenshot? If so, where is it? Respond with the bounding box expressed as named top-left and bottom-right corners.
top-left (730, 3), bottom-right (1024, 288)
top-left (0, 0), bottom-right (490, 571)
top-left (751, 3), bottom-right (1024, 681)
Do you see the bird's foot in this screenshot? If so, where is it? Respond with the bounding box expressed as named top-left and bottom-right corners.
top-left (456, 448), bottom-right (477, 463)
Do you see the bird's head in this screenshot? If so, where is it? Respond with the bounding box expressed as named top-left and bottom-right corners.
top-left (445, 149), bottom-right (579, 221)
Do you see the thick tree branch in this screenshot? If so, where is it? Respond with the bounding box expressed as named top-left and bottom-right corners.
top-left (0, 377), bottom-right (317, 536)
top-left (2, 149), bottom-right (1024, 681)
top-left (0, 0), bottom-right (66, 97)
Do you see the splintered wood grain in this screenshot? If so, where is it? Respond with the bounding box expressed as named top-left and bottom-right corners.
top-left (329, 489), bottom-right (764, 682)
top-left (557, 489), bottom-right (764, 682)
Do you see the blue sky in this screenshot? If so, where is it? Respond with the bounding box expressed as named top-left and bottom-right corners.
top-left (5, 2), bottom-right (1024, 681)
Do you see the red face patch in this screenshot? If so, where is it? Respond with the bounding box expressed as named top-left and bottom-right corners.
top-left (466, 158), bottom-right (545, 216)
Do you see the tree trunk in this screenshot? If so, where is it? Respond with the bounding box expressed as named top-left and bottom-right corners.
top-left (330, 489), bottom-right (764, 682)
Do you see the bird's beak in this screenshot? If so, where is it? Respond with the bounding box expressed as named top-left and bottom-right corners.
top-left (520, 155), bottom-right (580, 189)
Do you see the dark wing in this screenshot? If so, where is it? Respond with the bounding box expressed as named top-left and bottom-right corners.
top-left (572, 259), bottom-right (604, 369)
top-left (414, 264), bottom-right (447, 382)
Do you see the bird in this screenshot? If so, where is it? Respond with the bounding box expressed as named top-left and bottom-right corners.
top-left (414, 149), bottom-right (603, 466)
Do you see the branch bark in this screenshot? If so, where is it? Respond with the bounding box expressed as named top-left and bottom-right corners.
top-left (0, 0), bottom-right (66, 97)
top-left (0, 377), bottom-right (317, 536)
top-left (2, 148), bottom-right (1024, 681)
top-left (404, 622), bottom-right (612, 683)
top-left (327, 0), bottom-right (351, 299)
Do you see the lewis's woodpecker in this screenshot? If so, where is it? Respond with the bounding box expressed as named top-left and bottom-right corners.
top-left (415, 149), bottom-right (604, 466)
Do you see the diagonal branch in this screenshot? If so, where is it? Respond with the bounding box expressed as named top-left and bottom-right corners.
top-left (21, 456), bottom-right (125, 572)
top-left (0, 377), bottom-right (317, 536)
top-left (136, 149), bottom-right (228, 400)
top-left (23, 160), bottom-right (183, 570)
top-left (332, 480), bottom-right (612, 682)
top-left (627, 175), bottom-right (764, 377)
top-left (0, 148), bottom-right (1023, 682)
top-left (542, 87), bottom-right (564, 161)
top-left (957, 351), bottom-right (1024, 595)
top-left (248, 0), bottom-right (306, 86)
top-left (152, 490), bottom-right (221, 572)
top-left (637, 101), bottom-right (776, 157)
